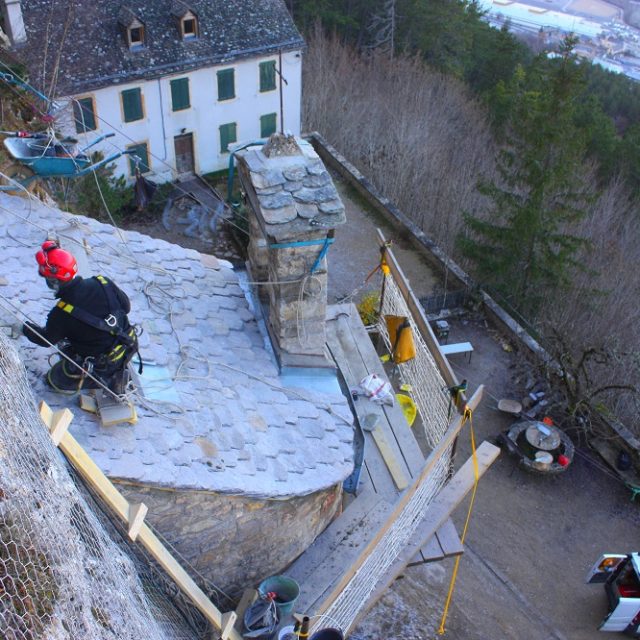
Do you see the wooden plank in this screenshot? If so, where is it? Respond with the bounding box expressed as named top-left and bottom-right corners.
top-left (435, 518), bottom-right (464, 557)
top-left (288, 488), bottom-right (392, 613)
top-left (127, 502), bottom-right (148, 542)
top-left (311, 386), bottom-right (484, 617)
top-left (332, 310), bottom-right (421, 481)
top-left (38, 402), bottom-right (241, 640)
top-left (591, 437), bottom-right (640, 486)
top-left (375, 229), bottom-right (463, 409)
top-left (349, 440), bottom-right (501, 632)
top-left (409, 534), bottom-right (444, 566)
top-left (326, 315), bottom-right (399, 503)
top-left (233, 589), bottom-right (258, 634)
top-left (410, 517), bottom-right (463, 566)
top-left (339, 307), bottom-right (425, 476)
top-left (370, 424), bottom-right (409, 490)
top-left (50, 408), bottom-right (73, 446)
top-left (221, 611), bottom-right (238, 639)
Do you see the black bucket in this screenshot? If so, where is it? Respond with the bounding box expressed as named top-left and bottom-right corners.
top-left (309, 629), bottom-right (344, 640)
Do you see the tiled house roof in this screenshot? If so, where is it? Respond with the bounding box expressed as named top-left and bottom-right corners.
top-left (15, 0), bottom-right (304, 96)
top-left (0, 194), bottom-right (354, 498)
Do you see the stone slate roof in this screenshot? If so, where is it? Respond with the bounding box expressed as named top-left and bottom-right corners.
top-left (237, 138), bottom-right (347, 242)
top-left (0, 194), bottom-right (353, 498)
top-left (16, 0), bottom-right (305, 96)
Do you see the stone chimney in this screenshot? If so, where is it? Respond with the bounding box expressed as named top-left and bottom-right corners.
top-left (236, 135), bottom-right (346, 369)
top-left (2, 0), bottom-right (26, 45)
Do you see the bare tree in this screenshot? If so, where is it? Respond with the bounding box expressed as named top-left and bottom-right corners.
top-left (368, 0), bottom-right (397, 59)
top-left (302, 28), bottom-right (496, 258)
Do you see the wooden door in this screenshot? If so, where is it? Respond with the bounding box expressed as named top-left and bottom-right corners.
top-left (174, 133), bottom-right (194, 174)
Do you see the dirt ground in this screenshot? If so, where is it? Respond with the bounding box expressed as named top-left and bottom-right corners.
top-left (122, 175), bottom-right (640, 639)
top-left (328, 190), bottom-right (640, 640)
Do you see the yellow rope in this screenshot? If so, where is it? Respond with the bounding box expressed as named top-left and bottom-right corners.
top-left (437, 406), bottom-right (479, 635)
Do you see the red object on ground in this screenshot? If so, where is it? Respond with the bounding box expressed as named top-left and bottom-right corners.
top-left (558, 454), bottom-right (570, 467)
top-left (543, 416), bottom-right (554, 426)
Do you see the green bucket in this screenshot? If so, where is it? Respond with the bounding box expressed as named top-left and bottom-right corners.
top-left (258, 575), bottom-right (300, 617)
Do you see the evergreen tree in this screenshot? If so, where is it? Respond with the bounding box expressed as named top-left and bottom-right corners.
top-left (459, 37), bottom-right (592, 316)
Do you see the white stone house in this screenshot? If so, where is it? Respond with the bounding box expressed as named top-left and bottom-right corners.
top-left (2, 0), bottom-right (304, 182)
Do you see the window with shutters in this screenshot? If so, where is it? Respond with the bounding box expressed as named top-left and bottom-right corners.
top-left (217, 69), bottom-right (235, 101)
top-left (260, 113), bottom-right (277, 138)
top-left (121, 88), bottom-right (143, 123)
top-left (170, 77), bottom-right (190, 111)
top-left (259, 60), bottom-right (276, 92)
top-left (219, 123), bottom-right (237, 153)
top-left (127, 142), bottom-right (150, 175)
top-left (73, 97), bottom-right (97, 133)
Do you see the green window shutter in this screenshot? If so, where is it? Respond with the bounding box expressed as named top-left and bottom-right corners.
top-left (73, 98), bottom-right (96, 133)
top-left (170, 77), bottom-right (190, 111)
top-left (260, 113), bottom-right (277, 138)
top-left (128, 143), bottom-right (150, 174)
top-left (122, 88), bottom-right (143, 122)
top-left (217, 69), bottom-right (235, 101)
top-left (259, 61), bottom-right (276, 92)
top-left (219, 123), bottom-right (237, 153)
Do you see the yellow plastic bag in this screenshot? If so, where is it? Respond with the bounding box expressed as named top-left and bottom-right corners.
top-left (385, 315), bottom-right (416, 364)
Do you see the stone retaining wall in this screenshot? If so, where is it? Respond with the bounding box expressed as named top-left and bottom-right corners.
top-left (116, 480), bottom-right (342, 597)
top-left (304, 131), bottom-right (639, 459)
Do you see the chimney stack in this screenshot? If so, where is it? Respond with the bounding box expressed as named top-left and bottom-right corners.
top-left (236, 135), bottom-right (346, 369)
top-left (2, 0), bottom-right (26, 45)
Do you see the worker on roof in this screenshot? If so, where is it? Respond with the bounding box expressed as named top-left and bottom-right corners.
top-left (22, 240), bottom-right (139, 395)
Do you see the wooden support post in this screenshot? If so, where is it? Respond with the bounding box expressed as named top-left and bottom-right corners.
top-left (219, 611), bottom-right (238, 640)
top-left (38, 401), bottom-right (242, 640)
top-left (39, 401), bottom-right (73, 446)
top-left (127, 502), bottom-right (148, 542)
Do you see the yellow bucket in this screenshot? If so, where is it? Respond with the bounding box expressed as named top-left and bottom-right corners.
top-left (396, 394), bottom-right (417, 427)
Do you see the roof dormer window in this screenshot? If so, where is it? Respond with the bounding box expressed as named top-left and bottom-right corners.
top-left (118, 7), bottom-right (145, 50)
top-left (181, 14), bottom-right (198, 39)
top-left (128, 23), bottom-right (145, 48)
top-left (171, 2), bottom-right (198, 40)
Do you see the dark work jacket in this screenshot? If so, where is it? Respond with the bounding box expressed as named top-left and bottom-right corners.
top-left (23, 276), bottom-right (131, 357)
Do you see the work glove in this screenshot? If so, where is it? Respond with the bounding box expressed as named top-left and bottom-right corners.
top-left (22, 320), bottom-right (46, 343)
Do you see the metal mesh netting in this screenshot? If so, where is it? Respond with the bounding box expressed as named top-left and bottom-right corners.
top-left (376, 273), bottom-right (450, 449)
top-left (318, 270), bottom-right (456, 632)
top-left (0, 332), bottom-right (202, 640)
top-left (323, 442), bottom-right (453, 633)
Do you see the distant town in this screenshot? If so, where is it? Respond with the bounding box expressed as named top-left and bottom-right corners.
top-left (480, 0), bottom-right (640, 80)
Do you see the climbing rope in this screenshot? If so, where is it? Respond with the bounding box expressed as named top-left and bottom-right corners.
top-left (437, 406), bottom-right (479, 636)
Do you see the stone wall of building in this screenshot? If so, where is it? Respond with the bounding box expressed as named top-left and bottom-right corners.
top-left (116, 480), bottom-right (342, 597)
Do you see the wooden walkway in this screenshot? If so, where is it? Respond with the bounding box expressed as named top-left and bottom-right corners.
top-left (286, 303), bottom-right (464, 615)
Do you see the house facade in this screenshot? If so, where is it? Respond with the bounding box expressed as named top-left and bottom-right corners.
top-left (2, 0), bottom-right (304, 182)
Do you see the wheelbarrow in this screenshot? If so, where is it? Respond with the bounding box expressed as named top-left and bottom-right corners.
top-left (0, 131), bottom-right (133, 195)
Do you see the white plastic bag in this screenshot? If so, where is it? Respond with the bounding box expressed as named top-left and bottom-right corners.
top-left (359, 373), bottom-right (394, 406)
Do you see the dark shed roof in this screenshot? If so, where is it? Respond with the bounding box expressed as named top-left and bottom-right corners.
top-left (16, 0), bottom-right (304, 96)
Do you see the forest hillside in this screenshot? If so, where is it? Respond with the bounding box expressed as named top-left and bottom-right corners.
top-left (294, 1), bottom-right (640, 437)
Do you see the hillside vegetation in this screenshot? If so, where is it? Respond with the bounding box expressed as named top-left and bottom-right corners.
top-left (296, 2), bottom-right (640, 436)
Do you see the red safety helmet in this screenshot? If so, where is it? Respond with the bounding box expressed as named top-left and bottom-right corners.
top-left (35, 240), bottom-right (78, 283)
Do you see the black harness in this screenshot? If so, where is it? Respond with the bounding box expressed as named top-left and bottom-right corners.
top-left (56, 275), bottom-right (142, 373)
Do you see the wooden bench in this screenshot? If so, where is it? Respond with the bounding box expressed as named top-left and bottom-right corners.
top-left (440, 341), bottom-right (474, 362)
